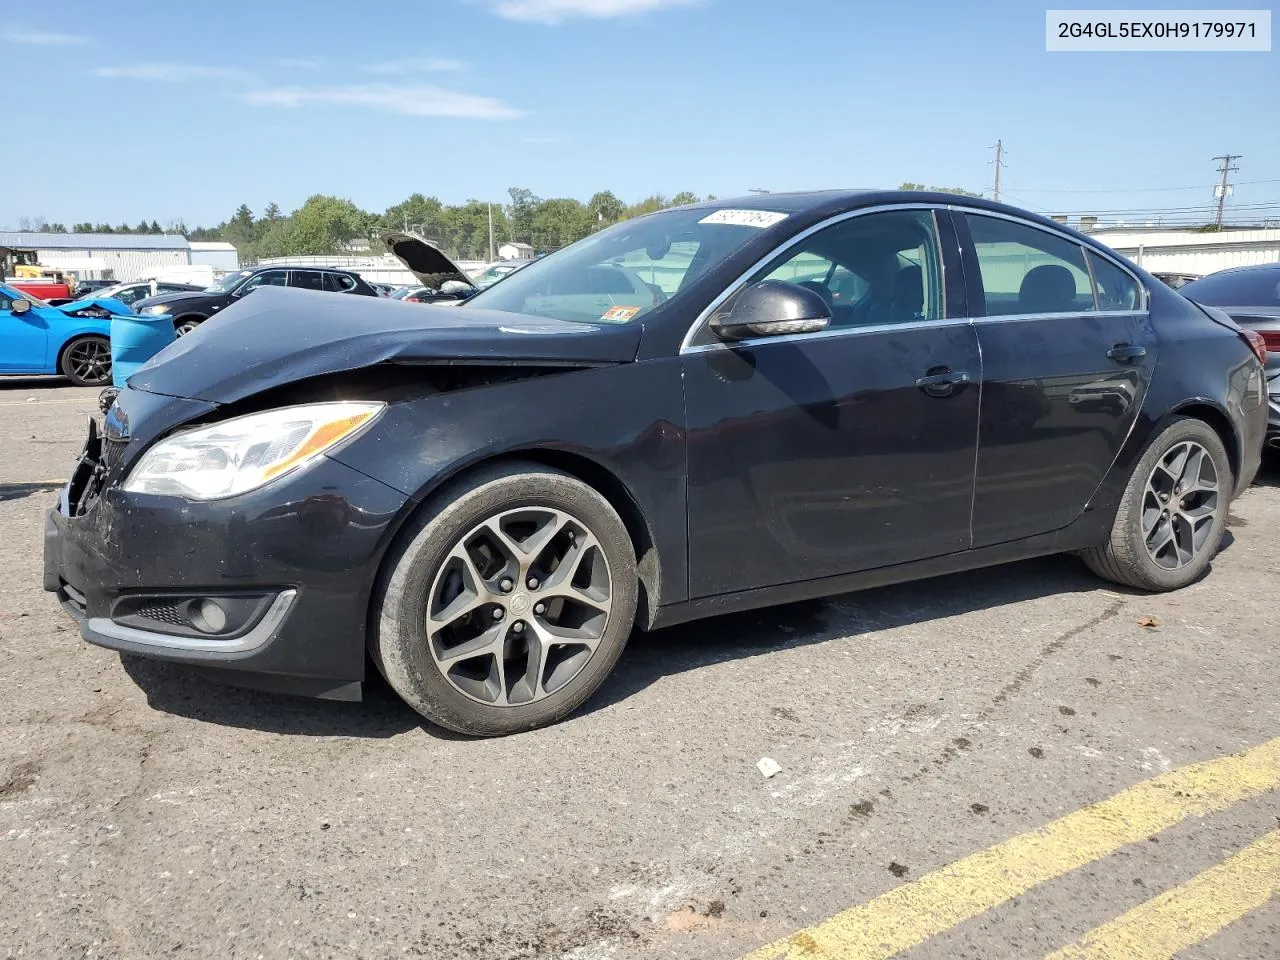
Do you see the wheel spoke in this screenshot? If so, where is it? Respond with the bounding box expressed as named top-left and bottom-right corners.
top-left (424, 502), bottom-right (615, 708)
top-left (435, 621), bottom-right (504, 664)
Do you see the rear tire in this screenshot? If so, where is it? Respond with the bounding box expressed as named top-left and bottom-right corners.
top-left (1081, 416), bottom-right (1232, 591)
top-left (59, 335), bottom-right (112, 387)
top-left (372, 462), bottom-right (638, 736)
top-left (174, 316), bottom-right (204, 336)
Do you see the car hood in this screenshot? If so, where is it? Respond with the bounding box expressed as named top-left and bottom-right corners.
top-left (134, 290), bottom-right (216, 309)
top-left (126, 286), bottom-right (642, 404)
top-left (382, 231), bottom-right (474, 290)
top-left (55, 297), bottom-right (134, 317)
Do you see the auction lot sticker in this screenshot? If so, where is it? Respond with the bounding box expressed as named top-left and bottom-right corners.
top-left (1046, 9), bottom-right (1271, 50)
top-left (699, 209), bottom-right (789, 228)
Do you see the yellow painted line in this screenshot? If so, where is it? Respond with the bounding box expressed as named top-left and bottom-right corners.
top-left (1044, 829), bottom-right (1280, 960)
top-left (739, 736), bottom-right (1280, 960)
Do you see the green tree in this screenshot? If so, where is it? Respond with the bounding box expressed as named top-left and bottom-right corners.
top-left (507, 187), bottom-right (541, 244)
top-left (670, 191), bottom-right (699, 207)
top-left (72, 222), bottom-right (93, 233)
top-left (285, 194), bottom-right (368, 255)
top-left (587, 190), bottom-right (625, 226)
top-left (626, 194), bottom-right (668, 219)
top-left (230, 204), bottom-right (255, 231)
top-left (263, 202), bottom-right (282, 223)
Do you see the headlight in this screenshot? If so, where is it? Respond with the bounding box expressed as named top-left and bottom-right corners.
top-left (140, 304), bottom-right (171, 315)
top-left (122, 402), bottom-right (384, 500)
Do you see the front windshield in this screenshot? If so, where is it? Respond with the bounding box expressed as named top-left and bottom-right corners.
top-left (464, 207), bottom-right (786, 324)
top-left (2, 284), bottom-right (50, 309)
top-left (205, 270), bottom-right (252, 293)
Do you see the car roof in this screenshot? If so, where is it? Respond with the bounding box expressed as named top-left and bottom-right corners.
top-left (669, 189), bottom-right (1095, 241)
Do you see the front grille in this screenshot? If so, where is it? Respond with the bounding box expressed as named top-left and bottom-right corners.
top-left (67, 418), bottom-right (127, 517)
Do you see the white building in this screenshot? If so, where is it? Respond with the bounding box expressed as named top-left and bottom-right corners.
top-left (1089, 227), bottom-right (1280, 277)
top-left (189, 241), bottom-right (240, 273)
top-left (498, 241), bottom-right (535, 261)
top-left (0, 232), bottom-right (199, 282)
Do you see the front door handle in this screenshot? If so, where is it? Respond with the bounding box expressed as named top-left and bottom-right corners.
top-left (1107, 343), bottom-right (1147, 364)
top-left (915, 367), bottom-right (972, 397)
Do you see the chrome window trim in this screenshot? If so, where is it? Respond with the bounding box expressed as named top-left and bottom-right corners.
top-left (681, 316), bottom-right (976, 355)
top-left (679, 309), bottom-right (1149, 355)
top-left (677, 203), bottom-right (943, 355)
top-left (947, 204), bottom-right (1149, 313)
top-left (86, 589), bottom-right (296, 654)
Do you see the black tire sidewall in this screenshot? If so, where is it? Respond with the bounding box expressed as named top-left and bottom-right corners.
top-left (374, 464), bottom-right (638, 736)
top-left (59, 336), bottom-right (111, 387)
top-left (1113, 417), bottom-right (1233, 590)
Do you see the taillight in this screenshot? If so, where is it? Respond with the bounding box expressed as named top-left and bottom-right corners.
top-left (1259, 329), bottom-right (1280, 354)
top-left (1240, 329), bottom-right (1268, 364)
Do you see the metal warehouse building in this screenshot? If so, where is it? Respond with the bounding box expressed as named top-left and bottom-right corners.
top-left (0, 232), bottom-right (194, 282)
top-left (1090, 227), bottom-right (1280, 277)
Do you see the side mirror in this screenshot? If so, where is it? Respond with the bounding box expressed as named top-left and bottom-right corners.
top-left (12, 298), bottom-right (32, 316)
top-left (710, 280), bottom-right (831, 341)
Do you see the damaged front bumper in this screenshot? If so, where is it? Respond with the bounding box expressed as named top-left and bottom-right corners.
top-left (43, 404), bottom-right (411, 700)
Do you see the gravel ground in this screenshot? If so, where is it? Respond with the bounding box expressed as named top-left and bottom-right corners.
top-left (1, 378), bottom-right (1277, 959)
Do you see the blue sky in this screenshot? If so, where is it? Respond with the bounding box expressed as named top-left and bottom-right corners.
top-left (5, 0), bottom-right (1278, 227)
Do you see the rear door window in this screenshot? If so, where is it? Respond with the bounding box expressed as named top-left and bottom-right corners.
top-left (290, 270), bottom-right (327, 291)
top-left (966, 214), bottom-right (1095, 316)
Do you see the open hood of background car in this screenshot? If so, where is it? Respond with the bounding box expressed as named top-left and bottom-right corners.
top-left (381, 232), bottom-right (475, 290)
top-left (125, 287), bottom-right (642, 404)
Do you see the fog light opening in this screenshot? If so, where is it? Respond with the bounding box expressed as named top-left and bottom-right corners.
top-left (192, 599), bottom-right (229, 634)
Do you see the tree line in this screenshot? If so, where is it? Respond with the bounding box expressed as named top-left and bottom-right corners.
top-left (13, 184), bottom-right (981, 263)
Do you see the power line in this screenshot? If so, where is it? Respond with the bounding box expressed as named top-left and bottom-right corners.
top-left (1212, 153), bottom-right (1243, 227)
top-left (1000, 177), bottom-right (1280, 195)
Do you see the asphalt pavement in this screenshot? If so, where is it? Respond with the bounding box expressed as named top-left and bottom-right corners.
top-left (1, 377), bottom-right (1277, 960)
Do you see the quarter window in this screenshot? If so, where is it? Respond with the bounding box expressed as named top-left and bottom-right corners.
top-left (751, 209), bottom-right (942, 328)
top-left (324, 273), bottom-right (357, 293)
top-left (1087, 251), bottom-right (1141, 311)
top-left (966, 214), bottom-right (1095, 316)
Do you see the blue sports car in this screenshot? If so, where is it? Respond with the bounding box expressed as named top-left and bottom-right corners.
top-left (0, 283), bottom-right (171, 387)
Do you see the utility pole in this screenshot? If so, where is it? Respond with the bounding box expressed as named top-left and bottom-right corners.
top-left (1212, 154), bottom-right (1242, 227)
top-left (487, 202), bottom-right (495, 262)
top-left (989, 140), bottom-right (1006, 202)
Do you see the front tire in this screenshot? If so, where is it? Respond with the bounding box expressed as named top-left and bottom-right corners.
top-left (59, 336), bottom-right (112, 387)
top-left (372, 462), bottom-right (638, 736)
top-left (1081, 416), bottom-right (1232, 591)
top-left (174, 316), bottom-right (204, 336)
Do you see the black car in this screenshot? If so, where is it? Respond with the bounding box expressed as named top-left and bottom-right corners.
top-left (44, 191), bottom-right (1268, 737)
top-left (1178, 263), bottom-right (1280, 450)
top-left (1152, 272), bottom-right (1202, 290)
top-left (134, 266), bottom-right (378, 335)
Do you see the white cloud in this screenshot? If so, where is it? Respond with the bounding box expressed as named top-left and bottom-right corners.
top-left (244, 84), bottom-right (522, 119)
top-left (270, 57), bottom-right (324, 70)
top-left (3, 27), bottom-right (89, 45)
top-left (93, 63), bottom-right (253, 82)
top-left (364, 58), bottom-right (466, 74)
top-left (485, 0), bottom-right (696, 23)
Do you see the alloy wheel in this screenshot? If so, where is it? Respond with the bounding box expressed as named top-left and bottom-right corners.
top-left (425, 507), bottom-right (614, 706)
top-left (1141, 440), bottom-right (1220, 569)
top-left (67, 339), bottom-right (112, 385)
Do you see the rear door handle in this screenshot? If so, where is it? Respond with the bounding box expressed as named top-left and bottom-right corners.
top-left (1107, 343), bottom-right (1147, 363)
top-left (915, 368), bottom-right (972, 397)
